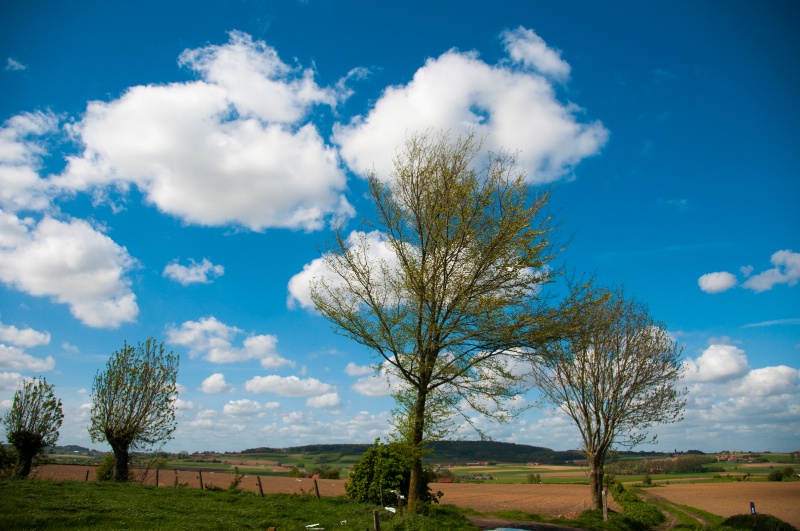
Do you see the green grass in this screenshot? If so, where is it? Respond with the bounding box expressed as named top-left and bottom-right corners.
top-left (0, 479), bottom-right (479, 530)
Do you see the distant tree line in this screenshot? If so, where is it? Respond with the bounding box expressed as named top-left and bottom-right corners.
top-left (607, 455), bottom-right (719, 475)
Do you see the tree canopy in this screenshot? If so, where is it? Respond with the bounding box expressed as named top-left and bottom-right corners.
top-left (530, 287), bottom-right (686, 509)
top-left (311, 130), bottom-right (593, 510)
top-left (89, 337), bottom-right (179, 482)
top-left (2, 377), bottom-right (63, 478)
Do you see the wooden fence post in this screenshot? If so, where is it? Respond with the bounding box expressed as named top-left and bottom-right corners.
top-left (198, 470), bottom-right (204, 490)
top-left (85, 469), bottom-right (90, 482)
top-left (257, 476), bottom-right (264, 497)
top-left (313, 478), bottom-right (320, 499)
top-left (372, 509), bottom-right (381, 531)
top-left (396, 492), bottom-right (403, 516)
top-left (155, 468), bottom-right (159, 487)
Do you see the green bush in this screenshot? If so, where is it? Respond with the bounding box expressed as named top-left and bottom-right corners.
top-left (0, 444), bottom-right (17, 478)
top-left (782, 466), bottom-right (795, 479)
top-left (95, 453), bottom-right (115, 481)
top-left (345, 440), bottom-right (439, 505)
top-left (767, 469), bottom-right (784, 482)
top-left (712, 514), bottom-right (798, 531)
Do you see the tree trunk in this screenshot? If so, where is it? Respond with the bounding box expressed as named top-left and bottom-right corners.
top-left (112, 445), bottom-right (130, 482)
top-left (15, 449), bottom-right (35, 479)
top-left (588, 454), bottom-right (604, 510)
top-left (405, 389), bottom-right (427, 513)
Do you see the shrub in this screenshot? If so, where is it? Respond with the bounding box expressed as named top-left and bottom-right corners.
top-left (767, 469), bottom-right (784, 482)
top-left (782, 466), bottom-right (795, 479)
top-left (714, 514), bottom-right (797, 531)
top-left (96, 454), bottom-right (115, 481)
top-left (0, 444), bottom-right (17, 478)
top-left (345, 440), bottom-right (439, 505)
top-left (526, 473), bottom-right (541, 484)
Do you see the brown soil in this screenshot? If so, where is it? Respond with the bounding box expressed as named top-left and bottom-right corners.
top-left (654, 482), bottom-right (800, 528)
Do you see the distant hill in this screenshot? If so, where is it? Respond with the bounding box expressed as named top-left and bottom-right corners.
top-left (51, 445), bottom-right (106, 456)
top-left (240, 441), bottom-right (585, 464)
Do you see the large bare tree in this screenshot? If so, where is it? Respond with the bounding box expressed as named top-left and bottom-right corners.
top-left (311, 130), bottom-right (591, 511)
top-left (89, 338), bottom-right (179, 482)
top-left (530, 287), bottom-right (686, 509)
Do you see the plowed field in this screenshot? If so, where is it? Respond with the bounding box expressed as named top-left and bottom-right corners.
top-left (654, 482), bottom-right (800, 528)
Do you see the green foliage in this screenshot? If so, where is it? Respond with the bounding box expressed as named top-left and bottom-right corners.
top-left (712, 514), bottom-right (798, 531)
top-left (2, 377), bottom-right (64, 479)
top-left (312, 453), bottom-right (342, 464)
top-left (287, 466), bottom-right (305, 478)
top-left (345, 440), bottom-right (439, 505)
top-left (782, 466), bottom-right (795, 479)
top-left (525, 473), bottom-right (541, 484)
top-left (311, 464), bottom-right (341, 479)
top-left (96, 453), bottom-right (113, 481)
top-left (89, 338), bottom-right (179, 482)
top-left (228, 467), bottom-right (243, 491)
top-left (608, 482), bottom-right (665, 530)
top-left (0, 444), bottom-right (17, 478)
top-left (767, 469), bottom-right (785, 481)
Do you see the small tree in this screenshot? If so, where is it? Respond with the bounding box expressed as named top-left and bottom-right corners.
top-left (2, 377), bottom-right (63, 478)
top-left (89, 338), bottom-right (179, 482)
top-left (530, 287), bottom-right (686, 509)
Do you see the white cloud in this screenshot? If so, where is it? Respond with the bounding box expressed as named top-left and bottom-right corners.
top-left (0, 344), bottom-right (55, 371)
top-left (0, 321), bottom-right (50, 347)
top-left (287, 230), bottom-right (400, 311)
top-left (734, 365), bottom-right (799, 397)
top-left (0, 371), bottom-right (22, 391)
top-left (55, 31), bottom-right (353, 232)
top-left (244, 374), bottom-right (334, 396)
top-left (682, 344), bottom-right (750, 383)
top-left (0, 111), bottom-right (59, 212)
top-left (200, 373), bottom-right (235, 394)
top-left (166, 316), bottom-right (293, 368)
top-left (223, 399), bottom-right (267, 416)
top-left (5, 58), bottom-right (26, 71)
top-left (344, 362), bottom-right (374, 377)
top-left (334, 27), bottom-right (607, 183)
top-left (742, 249), bottom-right (800, 292)
top-left (501, 27), bottom-right (570, 82)
top-left (163, 258), bottom-right (224, 285)
top-left (351, 363), bottom-right (403, 397)
top-left (0, 212), bottom-right (138, 328)
top-left (306, 392), bottom-right (341, 409)
top-left (698, 271), bottom-right (737, 294)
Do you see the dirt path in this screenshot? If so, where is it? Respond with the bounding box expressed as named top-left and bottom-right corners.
top-left (637, 489), bottom-right (711, 530)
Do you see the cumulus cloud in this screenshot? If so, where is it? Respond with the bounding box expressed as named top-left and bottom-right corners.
top-left (351, 362), bottom-right (404, 397)
top-left (742, 249), bottom-right (800, 292)
top-left (0, 212), bottom-right (138, 328)
top-left (287, 230), bottom-right (400, 311)
top-left (306, 392), bottom-right (341, 409)
top-left (0, 371), bottom-right (22, 390)
top-left (200, 373), bottom-right (235, 394)
top-left (0, 344), bottom-right (55, 371)
top-left (735, 365), bottom-right (799, 397)
top-left (244, 374), bottom-right (334, 396)
top-left (223, 399), bottom-right (279, 416)
top-left (0, 111), bottom-right (59, 212)
top-left (344, 362), bottom-right (374, 377)
top-left (682, 344), bottom-right (750, 383)
top-left (334, 27), bottom-right (607, 183)
top-left (163, 257), bottom-right (224, 285)
top-left (501, 27), bottom-right (571, 82)
top-left (167, 316), bottom-right (292, 368)
top-left (0, 321), bottom-right (50, 347)
top-left (54, 31), bottom-right (353, 232)
top-left (698, 271), bottom-right (737, 294)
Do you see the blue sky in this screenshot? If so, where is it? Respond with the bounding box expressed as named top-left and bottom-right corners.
top-left (1, 0), bottom-right (798, 454)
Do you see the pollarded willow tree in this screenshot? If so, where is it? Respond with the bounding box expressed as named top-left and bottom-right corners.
top-left (89, 338), bottom-right (179, 482)
top-left (2, 377), bottom-right (63, 478)
top-left (530, 287), bottom-right (687, 510)
top-left (311, 130), bottom-right (594, 511)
